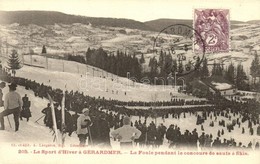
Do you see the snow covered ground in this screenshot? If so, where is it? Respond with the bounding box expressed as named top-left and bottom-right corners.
top-left (1, 22), bottom-right (259, 77)
top-left (1, 22), bottom-right (260, 164)
top-left (0, 84), bottom-right (259, 150)
top-left (1, 55), bottom-right (203, 102)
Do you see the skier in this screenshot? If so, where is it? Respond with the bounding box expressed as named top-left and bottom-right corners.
top-left (77, 108), bottom-right (92, 146)
top-left (0, 83), bottom-right (23, 131)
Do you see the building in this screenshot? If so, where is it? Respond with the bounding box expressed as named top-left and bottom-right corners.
top-left (201, 76), bottom-right (237, 96)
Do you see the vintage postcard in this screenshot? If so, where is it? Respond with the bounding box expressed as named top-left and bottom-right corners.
top-left (0, 0), bottom-right (259, 164)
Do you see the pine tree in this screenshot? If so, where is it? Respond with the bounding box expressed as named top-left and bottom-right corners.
top-left (212, 62), bottom-right (223, 76)
top-left (225, 62), bottom-right (235, 84)
top-left (236, 63), bottom-right (247, 90)
top-left (149, 57), bottom-right (158, 80)
top-left (216, 63), bottom-right (223, 76)
top-left (158, 50), bottom-right (165, 70)
top-left (201, 58), bottom-right (209, 78)
top-left (7, 50), bottom-right (21, 76)
top-left (85, 48), bottom-right (92, 65)
top-left (42, 45), bottom-right (47, 54)
top-left (164, 54), bottom-right (173, 75)
top-left (194, 56), bottom-right (202, 77)
top-left (212, 61), bottom-right (217, 76)
top-left (178, 60), bottom-right (184, 74)
top-left (250, 51), bottom-right (260, 84)
top-left (140, 53), bottom-right (145, 64)
top-left (171, 59), bottom-right (177, 74)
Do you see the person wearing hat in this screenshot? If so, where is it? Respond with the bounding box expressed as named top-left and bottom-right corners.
top-left (77, 108), bottom-right (92, 146)
top-left (41, 103), bottom-right (52, 128)
top-left (110, 116), bottom-right (141, 149)
top-left (0, 83), bottom-right (23, 131)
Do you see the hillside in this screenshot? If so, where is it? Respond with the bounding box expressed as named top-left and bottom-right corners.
top-left (0, 54), bottom-right (203, 102)
top-left (247, 20), bottom-right (260, 24)
top-left (145, 19), bottom-right (246, 31)
top-left (0, 11), bottom-right (153, 31)
top-left (1, 23), bottom-right (260, 77)
top-left (0, 10), bottom-right (259, 79)
top-left (145, 19), bottom-right (192, 31)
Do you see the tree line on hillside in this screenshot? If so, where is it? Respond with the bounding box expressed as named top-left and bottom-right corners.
top-left (68, 48), bottom-right (142, 79)
top-left (215, 51), bottom-right (260, 91)
top-left (4, 46), bottom-right (260, 92)
top-left (148, 50), bottom-right (210, 80)
top-left (66, 47), bottom-right (260, 91)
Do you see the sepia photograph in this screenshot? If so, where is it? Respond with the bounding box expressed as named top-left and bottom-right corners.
top-left (0, 0), bottom-right (259, 163)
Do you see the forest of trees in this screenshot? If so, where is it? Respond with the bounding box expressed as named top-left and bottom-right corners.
top-left (66, 47), bottom-right (260, 92)
top-left (146, 50), bottom-right (209, 84)
top-left (86, 48), bottom-right (142, 79)
top-left (67, 48), bottom-right (142, 79)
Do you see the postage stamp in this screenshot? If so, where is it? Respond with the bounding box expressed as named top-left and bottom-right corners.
top-left (194, 9), bottom-right (230, 53)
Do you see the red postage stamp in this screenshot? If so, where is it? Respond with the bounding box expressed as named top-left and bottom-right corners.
top-left (194, 9), bottom-right (230, 53)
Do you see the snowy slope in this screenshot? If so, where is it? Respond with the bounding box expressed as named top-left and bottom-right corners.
top-left (0, 84), bottom-right (259, 149)
top-left (0, 82), bottom-right (259, 164)
top-left (1, 55), bottom-right (202, 102)
top-left (0, 23), bottom-right (154, 55)
top-left (1, 23), bottom-right (260, 74)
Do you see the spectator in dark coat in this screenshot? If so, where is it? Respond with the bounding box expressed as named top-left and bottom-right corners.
top-left (97, 113), bottom-right (111, 148)
top-left (41, 103), bottom-right (52, 128)
top-left (257, 125), bottom-right (260, 136)
top-left (166, 125), bottom-right (175, 148)
top-left (20, 94), bottom-right (32, 121)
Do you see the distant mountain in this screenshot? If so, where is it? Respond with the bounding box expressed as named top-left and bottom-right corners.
top-left (145, 19), bottom-right (192, 31)
top-left (247, 20), bottom-right (260, 24)
top-left (0, 11), bottom-right (153, 31)
top-left (0, 11), bottom-right (257, 32)
top-left (144, 19), bottom-right (246, 31)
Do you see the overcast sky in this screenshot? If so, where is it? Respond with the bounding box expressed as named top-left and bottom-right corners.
top-left (0, 0), bottom-right (260, 22)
